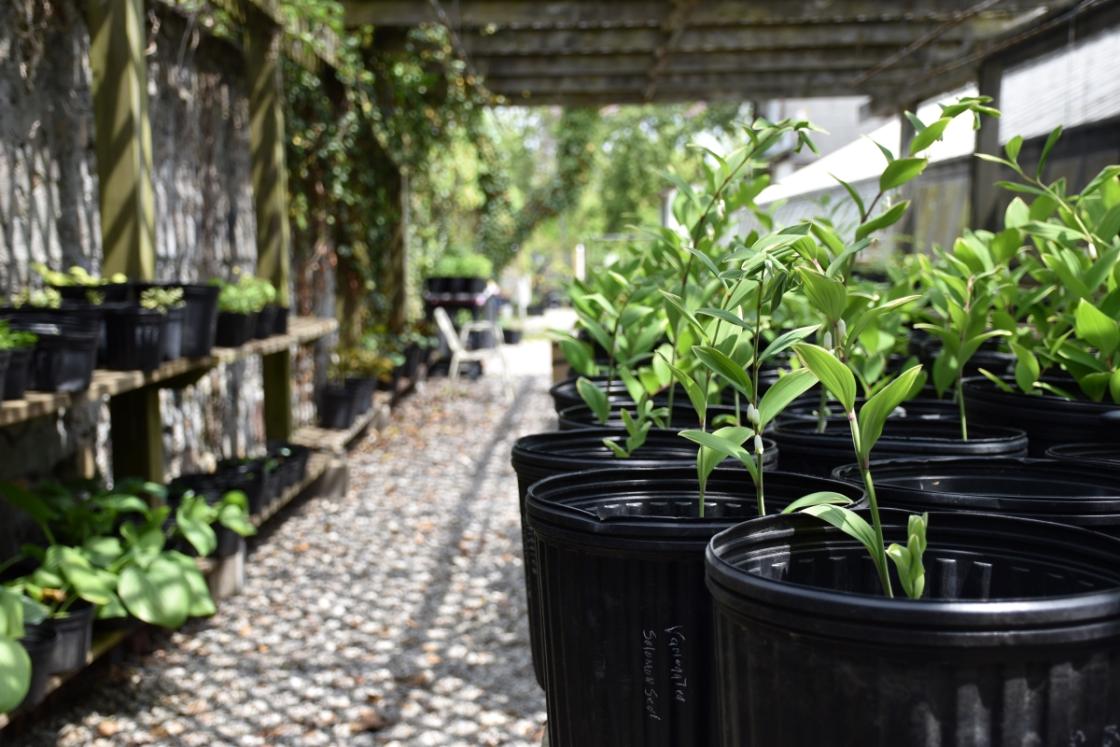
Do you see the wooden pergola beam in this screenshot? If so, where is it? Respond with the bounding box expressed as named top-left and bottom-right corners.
top-left (645, 0), bottom-right (698, 100)
top-left (346, 0), bottom-right (1050, 29)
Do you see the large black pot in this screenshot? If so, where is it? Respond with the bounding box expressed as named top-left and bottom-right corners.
top-left (45, 602), bottom-right (95, 673)
top-left (319, 382), bottom-right (356, 430)
top-left (769, 417), bottom-right (1028, 476)
top-left (833, 456), bottom-right (1120, 537)
top-left (963, 375), bottom-right (1118, 456)
top-left (548, 376), bottom-right (640, 416)
top-left (344, 377), bottom-right (377, 416)
top-left (1047, 442), bottom-right (1120, 470)
top-left (17, 623), bottom-right (58, 711)
top-left (557, 402), bottom-right (741, 431)
top-left (528, 467), bottom-right (863, 747)
top-left (706, 509), bottom-right (1120, 746)
top-left (511, 429), bottom-right (778, 689)
top-left (104, 307), bottom-right (166, 372)
top-left (3, 346), bottom-right (33, 400)
top-left (779, 395), bottom-right (958, 423)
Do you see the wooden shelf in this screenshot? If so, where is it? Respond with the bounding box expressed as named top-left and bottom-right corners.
top-left (250, 450), bottom-right (331, 528)
top-left (290, 394), bottom-right (389, 455)
top-left (0, 316), bottom-right (337, 429)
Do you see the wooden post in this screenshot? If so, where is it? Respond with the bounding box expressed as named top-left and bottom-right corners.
top-left (971, 59), bottom-right (1003, 231)
top-left (86, 0), bottom-right (157, 280)
top-left (246, 21), bottom-right (294, 441)
top-left (87, 0), bottom-right (163, 481)
top-left (387, 167), bottom-right (409, 333)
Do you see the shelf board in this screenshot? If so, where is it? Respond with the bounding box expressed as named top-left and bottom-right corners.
top-left (0, 316), bottom-right (337, 429)
top-left (290, 394), bottom-right (388, 455)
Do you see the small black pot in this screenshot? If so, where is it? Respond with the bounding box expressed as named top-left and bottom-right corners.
top-left (833, 456), bottom-right (1120, 537)
top-left (319, 382), bottom-right (356, 430)
top-left (466, 277), bottom-right (488, 294)
top-left (502, 328), bottom-right (522, 345)
top-left (0, 349), bottom-right (11, 398)
top-left (3, 346), bottom-right (33, 400)
top-left (267, 441), bottom-right (310, 491)
top-left (706, 508), bottom-right (1120, 745)
top-left (769, 417), bottom-right (1028, 476)
top-left (527, 467), bottom-right (863, 746)
top-left (45, 602), bottom-right (95, 674)
top-left (254, 305), bottom-right (278, 339)
top-left (134, 282), bottom-right (220, 357)
top-left (18, 623), bottom-right (58, 711)
top-left (558, 402), bottom-right (742, 431)
top-left (215, 460), bottom-right (274, 515)
top-left (52, 282), bottom-right (133, 305)
top-left (161, 306), bottom-right (184, 361)
top-left (1047, 442), bottom-right (1120, 470)
top-left (104, 307), bottom-right (166, 371)
top-left (344, 377), bottom-right (377, 416)
top-left (22, 324), bottom-right (98, 392)
top-left (511, 429), bottom-right (778, 689)
top-left (272, 306), bottom-right (289, 335)
top-left (963, 375), bottom-right (1119, 456)
top-left (215, 311), bottom-right (255, 348)
top-left (425, 277), bottom-right (451, 294)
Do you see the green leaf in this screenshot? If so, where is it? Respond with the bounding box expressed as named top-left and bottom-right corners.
top-left (558, 337), bottom-right (597, 376)
top-left (780, 491), bottom-right (853, 514)
top-left (798, 269), bottom-right (847, 322)
top-left (908, 117), bottom-right (950, 154)
top-left (1010, 341), bottom-right (1040, 393)
top-left (163, 551), bottom-right (216, 618)
top-left (118, 556), bottom-right (193, 629)
top-left (1075, 299), bottom-right (1120, 356)
top-left (82, 536), bottom-right (123, 569)
top-left (1037, 126), bottom-right (1062, 178)
top-left (694, 346), bottom-right (753, 399)
top-left (176, 495), bottom-right (218, 557)
top-left (664, 360), bottom-right (707, 424)
top-left (793, 343), bottom-right (856, 412)
top-left (1004, 197), bottom-right (1030, 229)
top-left (58, 547), bottom-right (115, 606)
top-left (855, 201), bottom-right (909, 241)
top-left (757, 369), bottom-right (818, 427)
top-left (758, 324), bottom-right (820, 365)
top-left (576, 377), bottom-right (611, 424)
top-left (879, 157), bottom-right (928, 192)
top-left (1004, 135), bottom-right (1023, 165)
top-left (832, 175), bottom-right (866, 217)
top-left (1110, 369), bottom-right (1120, 404)
top-left (0, 638), bottom-right (31, 713)
top-left (602, 439), bottom-right (629, 459)
top-left (858, 365), bottom-right (923, 461)
top-left (0, 588), bottom-right (24, 639)
top-left (887, 513), bottom-right (928, 599)
top-left (799, 504), bottom-right (886, 583)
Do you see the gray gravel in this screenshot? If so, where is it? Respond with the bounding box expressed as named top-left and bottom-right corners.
top-left (24, 365), bottom-right (551, 746)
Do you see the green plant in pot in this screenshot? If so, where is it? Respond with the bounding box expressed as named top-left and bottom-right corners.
top-left (139, 287), bottom-right (184, 314)
top-left (0, 586), bottom-right (33, 714)
top-left (8, 287), bottom-right (62, 310)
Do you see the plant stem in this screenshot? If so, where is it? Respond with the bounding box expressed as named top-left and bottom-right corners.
top-left (754, 459), bottom-right (766, 517)
top-left (957, 370), bottom-right (969, 441)
top-left (848, 409), bottom-right (894, 598)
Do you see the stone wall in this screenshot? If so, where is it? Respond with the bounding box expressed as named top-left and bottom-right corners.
top-left (0, 1), bottom-right (328, 502)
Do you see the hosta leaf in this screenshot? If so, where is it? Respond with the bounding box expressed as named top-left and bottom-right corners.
top-left (118, 556), bottom-right (193, 629)
top-left (0, 638), bottom-right (31, 713)
top-left (163, 551), bottom-right (216, 618)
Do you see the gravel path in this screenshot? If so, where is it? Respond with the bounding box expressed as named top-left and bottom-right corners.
top-left (25, 359), bottom-right (551, 746)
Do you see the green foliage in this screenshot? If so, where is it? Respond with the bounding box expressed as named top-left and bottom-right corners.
top-left (214, 276), bottom-right (277, 314)
top-left (0, 321), bottom-right (36, 351)
top-left (139, 288), bottom-right (185, 313)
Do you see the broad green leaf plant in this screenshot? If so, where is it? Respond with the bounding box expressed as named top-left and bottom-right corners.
top-left (0, 586), bottom-right (31, 714)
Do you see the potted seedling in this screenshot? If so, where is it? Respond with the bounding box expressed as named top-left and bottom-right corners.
top-left (0, 322), bottom-right (37, 400)
top-left (213, 278), bottom-right (259, 347)
top-left (140, 287), bottom-right (186, 361)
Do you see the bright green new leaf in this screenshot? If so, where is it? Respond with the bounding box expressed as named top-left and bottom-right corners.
top-left (1004, 197), bottom-right (1030, 229)
top-left (757, 369), bottom-right (818, 427)
top-left (1075, 299), bottom-right (1120, 356)
top-left (781, 491), bottom-right (853, 514)
top-left (879, 157), bottom-right (928, 192)
top-left (0, 638), bottom-right (31, 713)
top-left (887, 513), bottom-right (929, 600)
top-left (1004, 135), bottom-right (1023, 165)
top-left (1110, 369), bottom-right (1120, 404)
top-left (576, 377), bottom-right (611, 424)
top-left (1010, 341), bottom-right (1040, 392)
top-left (858, 365), bottom-right (923, 461)
top-left (798, 269), bottom-right (847, 322)
top-left (177, 498), bottom-right (218, 558)
top-left (855, 201), bottom-right (909, 241)
top-left (908, 117), bottom-right (950, 154)
top-left (664, 360), bottom-right (708, 424)
top-left (793, 343), bottom-right (856, 412)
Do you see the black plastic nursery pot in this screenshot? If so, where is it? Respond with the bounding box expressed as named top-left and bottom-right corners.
top-left (214, 311), bottom-right (256, 348)
top-left (267, 441), bottom-right (310, 491)
top-left (780, 395), bottom-right (958, 423)
top-left (769, 417), bottom-right (1028, 476)
top-left (0, 349), bottom-right (11, 399)
top-left (832, 456), bottom-right (1120, 537)
top-left (45, 602), bottom-right (95, 674)
top-left (52, 282), bottom-right (133, 305)
top-left (3, 346), bottom-right (32, 400)
top-left (104, 307), bottom-right (166, 372)
top-left (180, 284), bottom-right (220, 357)
top-left (511, 429), bottom-right (778, 689)
top-left (344, 377), bottom-right (377, 416)
top-left (1047, 442), bottom-right (1120, 470)
top-left (18, 624), bottom-right (58, 711)
top-left (557, 402), bottom-right (740, 431)
top-left (962, 375), bottom-right (1118, 456)
top-left (502, 328), bottom-right (523, 345)
top-left (24, 325), bottom-right (98, 393)
top-left (254, 305), bottom-right (278, 339)
top-left (319, 382), bottom-right (356, 430)
top-left (217, 457), bottom-right (277, 513)
top-left (548, 376), bottom-right (646, 415)
top-left (527, 467), bottom-right (863, 747)
top-left (706, 508), bottom-right (1120, 746)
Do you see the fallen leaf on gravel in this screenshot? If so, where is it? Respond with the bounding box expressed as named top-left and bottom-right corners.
top-left (350, 707), bottom-right (390, 733)
top-left (97, 720), bottom-right (119, 737)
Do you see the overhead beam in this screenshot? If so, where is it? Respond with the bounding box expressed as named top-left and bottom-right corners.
top-left (346, 0), bottom-right (1053, 29)
top-left (645, 0), bottom-right (699, 100)
top-left (487, 70), bottom-right (912, 97)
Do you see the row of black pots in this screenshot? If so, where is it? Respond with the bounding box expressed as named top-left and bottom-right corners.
top-left (214, 304), bottom-right (289, 348)
top-left (518, 378), bottom-right (1120, 745)
top-left (424, 276), bottom-right (488, 295)
top-left (319, 379), bottom-right (374, 430)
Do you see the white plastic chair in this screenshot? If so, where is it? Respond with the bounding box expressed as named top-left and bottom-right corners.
top-left (433, 307), bottom-right (510, 393)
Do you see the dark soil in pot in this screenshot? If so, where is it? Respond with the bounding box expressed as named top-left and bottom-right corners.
top-left (557, 401), bottom-right (741, 431)
top-left (254, 305), bottom-right (278, 339)
top-left (17, 623), bottom-right (58, 711)
top-left (45, 602), bottom-right (95, 673)
top-left (511, 429), bottom-right (778, 690)
top-left (3, 346), bottom-right (33, 400)
top-left (319, 382), bottom-right (356, 430)
top-left (214, 311), bottom-right (256, 348)
top-left (706, 508), bottom-right (1120, 746)
top-left (769, 416), bottom-right (1028, 476)
top-left (1047, 442), bottom-right (1120, 470)
top-left (104, 307), bottom-right (166, 371)
top-left (832, 456), bottom-right (1120, 537)
top-left (962, 375), bottom-right (1118, 456)
top-left (527, 467), bottom-right (863, 747)
top-left (161, 305), bottom-right (184, 361)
